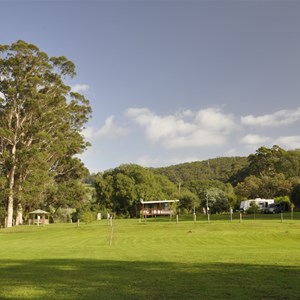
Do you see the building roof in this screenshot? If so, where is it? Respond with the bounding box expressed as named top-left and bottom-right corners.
top-left (29, 209), bottom-right (49, 214)
top-left (140, 200), bottom-right (179, 204)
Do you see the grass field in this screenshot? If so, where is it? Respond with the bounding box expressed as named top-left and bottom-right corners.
top-left (1, 214), bottom-right (300, 299)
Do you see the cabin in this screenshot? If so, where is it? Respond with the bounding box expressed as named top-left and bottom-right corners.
top-left (140, 199), bottom-right (179, 217)
top-left (29, 209), bottom-right (50, 225)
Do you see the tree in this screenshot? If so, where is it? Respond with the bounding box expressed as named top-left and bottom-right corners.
top-left (0, 41), bottom-right (91, 227)
top-left (259, 174), bottom-right (292, 198)
top-left (276, 149), bottom-right (300, 178)
top-left (178, 189), bottom-right (199, 213)
top-left (93, 164), bottom-right (179, 217)
top-left (200, 187), bottom-right (229, 214)
top-left (235, 176), bottom-right (261, 199)
top-left (247, 145), bottom-right (285, 177)
top-left (235, 173), bottom-right (292, 200)
top-left (224, 183), bottom-right (238, 209)
top-left (290, 183), bottom-right (300, 209)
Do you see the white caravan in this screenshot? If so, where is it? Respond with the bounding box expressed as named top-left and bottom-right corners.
top-left (239, 198), bottom-right (274, 212)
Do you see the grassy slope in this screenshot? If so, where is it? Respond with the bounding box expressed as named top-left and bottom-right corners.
top-left (1, 217), bottom-right (300, 299)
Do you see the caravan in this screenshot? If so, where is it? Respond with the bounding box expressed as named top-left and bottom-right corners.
top-left (239, 198), bottom-right (274, 212)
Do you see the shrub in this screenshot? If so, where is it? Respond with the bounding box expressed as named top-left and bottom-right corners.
top-left (80, 211), bottom-right (96, 224)
top-left (246, 204), bottom-right (260, 214)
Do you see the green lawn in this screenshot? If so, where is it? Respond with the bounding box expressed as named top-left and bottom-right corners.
top-left (1, 216), bottom-right (300, 299)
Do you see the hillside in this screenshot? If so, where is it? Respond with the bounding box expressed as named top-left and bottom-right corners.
top-left (152, 156), bottom-right (248, 184)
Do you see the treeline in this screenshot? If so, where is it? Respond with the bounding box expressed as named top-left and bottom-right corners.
top-left (89, 146), bottom-right (300, 217)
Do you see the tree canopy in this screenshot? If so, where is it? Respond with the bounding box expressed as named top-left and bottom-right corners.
top-left (0, 40), bottom-right (91, 227)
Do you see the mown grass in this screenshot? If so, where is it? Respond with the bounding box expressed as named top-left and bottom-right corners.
top-left (1, 216), bottom-right (300, 299)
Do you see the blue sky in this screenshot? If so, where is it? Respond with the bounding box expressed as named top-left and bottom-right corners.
top-left (2, 0), bottom-right (300, 173)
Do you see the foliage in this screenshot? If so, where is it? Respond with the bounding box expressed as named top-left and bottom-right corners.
top-left (0, 40), bottom-right (91, 227)
top-left (274, 195), bottom-right (292, 211)
top-left (235, 174), bottom-right (293, 199)
top-left (0, 206), bottom-right (5, 227)
top-left (247, 145), bottom-right (286, 177)
top-left (290, 183), bottom-right (300, 209)
top-left (246, 203), bottom-right (260, 214)
top-left (93, 164), bottom-right (179, 217)
top-left (178, 189), bottom-right (199, 213)
top-left (79, 211), bottom-right (96, 224)
top-left (154, 156), bottom-right (248, 184)
top-left (199, 187), bottom-right (230, 214)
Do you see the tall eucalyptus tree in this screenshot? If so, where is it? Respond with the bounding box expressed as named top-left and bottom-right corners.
top-left (0, 41), bottom-right (91, 227)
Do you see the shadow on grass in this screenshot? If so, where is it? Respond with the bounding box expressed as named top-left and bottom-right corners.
top-left (0, 259), bottom-right (299, 299)
top-left (0, 259), bottom-right (300, 299)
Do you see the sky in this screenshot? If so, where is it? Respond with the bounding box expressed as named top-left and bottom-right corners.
top-left (1, 0), bottom-right (300, 173)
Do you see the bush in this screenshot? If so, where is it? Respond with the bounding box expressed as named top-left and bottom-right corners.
top-left (246, 204), bottom-right (260, 214)
top-left (80, 211), bottom-right (96, 224)
top-left (179, 207), bottom-right (189, 215)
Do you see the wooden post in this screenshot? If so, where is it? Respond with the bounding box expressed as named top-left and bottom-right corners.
top-left (239, 213), bottom-right (242, 223)
top-left (193, 213), bottom-right (196, 222)
top-left (77, 219), bottom-right (80, 227)
top-left (176, 214), bottom-right (179, 224)
top-left (110, 216), bottom-right (113, 227)
top-left (109, 223), bottom-right (113, 246)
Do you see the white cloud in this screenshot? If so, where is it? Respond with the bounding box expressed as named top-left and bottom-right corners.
top-left (241, 107), bottom-right (300, 127)
top-left (241, 134), bottom-right (271, 145)
top-left (126, 107), bottom-right (237, 149)
top-left (274, 135), bottom-right (300, 149)
top-left (195, 108), bottom-right (236, 132)
top-left (71, 84), bottom-right (90, 93)
top-left (83, 115), bottom-right (129, 139)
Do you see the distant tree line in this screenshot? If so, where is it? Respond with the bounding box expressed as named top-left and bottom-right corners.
top-left (89, 146), bottom-right (300, 217)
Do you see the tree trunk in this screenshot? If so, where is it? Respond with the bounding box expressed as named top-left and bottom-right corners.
top-left (16, 204), bottom-right (23, 225)
top-left (6, 195), bottom-right (14, 228)
top-left (6, 144), bottom-right (16, 228)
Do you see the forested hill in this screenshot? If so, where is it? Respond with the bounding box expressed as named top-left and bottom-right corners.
top-left (152, 156), bottom-right (248, 184)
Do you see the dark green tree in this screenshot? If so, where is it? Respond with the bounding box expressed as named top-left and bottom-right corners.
top-left (235, 176), bottom-right (262, 199)
top-left (235, 174), bottom-right (292, 200)
top-left (290, 183), bottom-right (300, 209)
top-left (200, 187), bottom-right (229, 214)
top-left (276, 149), bottom-right (300, 178)
top-left (247, 145), bottom-right (286, 177)
top-left (178, 189), bottom-right (199, 213)
top-left (94, 164), bottom-right (178, 217)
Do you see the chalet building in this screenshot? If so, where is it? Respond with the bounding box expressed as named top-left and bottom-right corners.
top-left (140, 199), bottom-right (179, 217)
